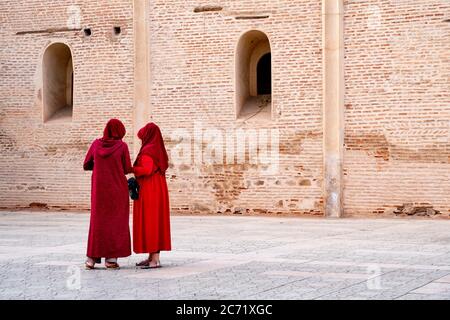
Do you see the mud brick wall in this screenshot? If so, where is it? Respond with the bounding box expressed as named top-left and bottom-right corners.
top-left (0, 0), bottom-right (448, 217)
top-left (343, 0), bottom-right (450, 216)
top-left (0, 1), bottom-right (134, 210)
top-left (148, 0), bottom-right (324, 215)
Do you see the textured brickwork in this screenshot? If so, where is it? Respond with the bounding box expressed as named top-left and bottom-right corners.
top-left (147, 0), bottom-right (324, 215)
top-left (343, 0), bottom-right (450, 216)
top-left (0, 1), bottom-right (134, 210)
top-left (0, 0), bottom-right (448, 217)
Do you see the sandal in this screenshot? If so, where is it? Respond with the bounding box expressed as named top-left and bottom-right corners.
top-left (85, 257), bottom-right (100, 270)
top-left (105, 261), bottom-right (120, 269)
top-left (136, 259), bottom-right (150, 268)
top-left (143, 261), bottom-right (161, 269)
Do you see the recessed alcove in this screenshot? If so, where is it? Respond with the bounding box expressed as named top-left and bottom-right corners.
top-left (42, 43), bottom-right (73, 123)
top-left (235, 30), bottom-right (272, 122)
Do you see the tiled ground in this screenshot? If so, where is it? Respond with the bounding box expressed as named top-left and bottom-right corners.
top-left (0, 211), bottom-right (449, 300)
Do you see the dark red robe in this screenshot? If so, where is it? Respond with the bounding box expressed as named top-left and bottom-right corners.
top-left (83, 138), bottom-right (132, 258)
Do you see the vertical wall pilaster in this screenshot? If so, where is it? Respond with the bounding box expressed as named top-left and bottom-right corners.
top-left (323, 0), bottom-right (345, 217)
top-left (133, 0), bottom-right (150, 156)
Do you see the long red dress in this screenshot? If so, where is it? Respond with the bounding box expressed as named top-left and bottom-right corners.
top-left (83, 139), bottom-right (132, 258)
top-left (133, 155), bottom-right (171, 253)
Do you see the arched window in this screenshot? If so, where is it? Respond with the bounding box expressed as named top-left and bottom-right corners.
top-left (43, 43), bottom-right (73, 123)
top-left (235, 30), bottom-right (272, 121)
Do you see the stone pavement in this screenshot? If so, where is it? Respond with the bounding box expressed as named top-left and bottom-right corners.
top-left (0, 211), bottom-right (450, 300)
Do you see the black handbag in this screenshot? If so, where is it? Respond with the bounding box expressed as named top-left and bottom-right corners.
top-left (128, 177), bottom-right (140, 200)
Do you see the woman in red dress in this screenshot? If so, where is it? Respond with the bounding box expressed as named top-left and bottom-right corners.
top-left (133, 122), bottom-right (171, 268)
top-left (83, 119), bottom-right (132, 269)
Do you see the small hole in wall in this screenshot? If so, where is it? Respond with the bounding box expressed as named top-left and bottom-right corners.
top-left (114, 26), bottom-right (121, 35)
top-left (83, 28), bottom-right (92, 37)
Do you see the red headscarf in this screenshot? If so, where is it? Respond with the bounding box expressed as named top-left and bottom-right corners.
top-left (103, 119), bottom-right (126, 140)
top-left (135, 122), bottom-right (169, 175)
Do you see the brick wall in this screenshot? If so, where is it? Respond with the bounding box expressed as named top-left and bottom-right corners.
top-left (0, 0), bottom-right (448, 217)
top-left (343, 0), bottom-right (450, 216)
top-left (0, 0), bottom-right (134, 210)
top-left (147, 0), bottom-right (324, 215)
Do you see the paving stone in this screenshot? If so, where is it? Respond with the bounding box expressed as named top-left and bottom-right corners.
top-left (0, 211), bottom-right (450, 299)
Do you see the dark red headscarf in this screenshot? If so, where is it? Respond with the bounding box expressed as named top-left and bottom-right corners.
top-left (135, 122), bottom-right (169, 175)
top-left (103, 119), bottom-right (126, 140)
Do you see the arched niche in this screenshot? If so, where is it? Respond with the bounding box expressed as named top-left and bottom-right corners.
top-left (43, 43), bottom-right (73, 123)
top-left (235, 30), bottom-right (272, 121)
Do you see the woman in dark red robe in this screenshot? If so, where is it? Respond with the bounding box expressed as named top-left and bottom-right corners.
top-left (83, 119), bottom-right (132, 269)
top-left (133, 122), bottom-right (171, 268)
